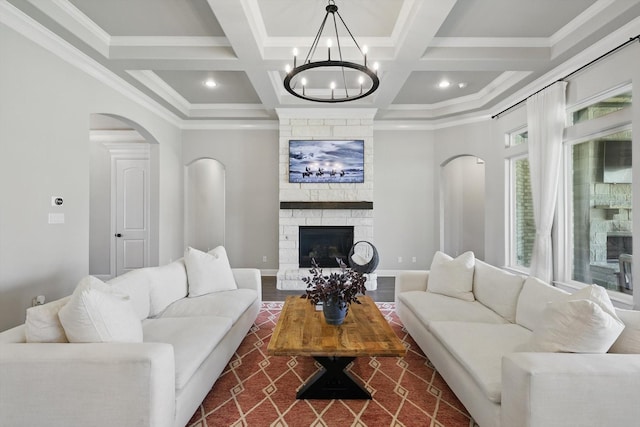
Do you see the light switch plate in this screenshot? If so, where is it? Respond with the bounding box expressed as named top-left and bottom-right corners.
top-left (48, 213), bottom-right (65, 224)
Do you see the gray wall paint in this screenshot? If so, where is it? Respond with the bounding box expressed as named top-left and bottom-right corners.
top-left (185, 158), bottom-right (226, 251)
top-left (0, 24), bottom-right (183, 330)
top-left (441, 156), bottom-right (485, 259)
top-left (89, 140), bottom-right (112, 275)
top-left (374, 130), bottom-right (436, 270)
top-left (182, 129), bottom-right (280, 269)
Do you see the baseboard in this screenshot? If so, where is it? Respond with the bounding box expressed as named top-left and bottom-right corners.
top-left (260, 269), bottom-right (278, 276)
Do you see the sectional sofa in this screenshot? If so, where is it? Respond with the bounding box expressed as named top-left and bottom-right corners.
top-left (396, 251), bottom-right (640, 427)
top-left (0, 247), bottom-right (261, 427)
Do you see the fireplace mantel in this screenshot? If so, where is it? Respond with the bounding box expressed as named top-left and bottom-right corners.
top-left (280, 201), bottom-right (373, 210)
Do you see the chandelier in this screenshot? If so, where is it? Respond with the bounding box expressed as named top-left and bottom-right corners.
top-left (283, 0), bottom-right (380, 103)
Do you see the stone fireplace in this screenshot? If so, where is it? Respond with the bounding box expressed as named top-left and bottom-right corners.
top-left (276, 109), bottom-right (376, 290)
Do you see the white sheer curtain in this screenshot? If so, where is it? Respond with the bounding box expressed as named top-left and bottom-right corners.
top-left (527, 81), bottom-right (567, 283)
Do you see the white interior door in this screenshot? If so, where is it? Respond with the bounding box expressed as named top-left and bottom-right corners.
top-left (114, 159), bottom-right (150, 276)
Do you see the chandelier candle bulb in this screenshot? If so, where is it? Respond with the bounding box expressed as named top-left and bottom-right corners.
top-left (293, 48), bottom-right (298, 67)
top-left (327, 39), bottom-right (332, 61)
top-left (362, 45), bottom-right (368, 66)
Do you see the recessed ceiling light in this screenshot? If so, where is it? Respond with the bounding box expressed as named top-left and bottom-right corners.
top-left (438, 80), bottom-right (451, 89)
top-left (204, 79), bottom-right (217, 88)
top-left (458, 82), bottom-right (467, 88)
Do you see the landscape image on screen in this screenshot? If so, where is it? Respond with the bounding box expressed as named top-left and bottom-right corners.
top-left (289, 140), bottom-right (365, 183)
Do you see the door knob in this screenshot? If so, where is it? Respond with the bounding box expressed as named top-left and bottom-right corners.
top-left (115, 233), bottom-right (122, 238)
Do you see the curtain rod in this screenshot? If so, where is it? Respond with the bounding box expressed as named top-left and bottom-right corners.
top-left (491, 35), bottom-right (640, 119)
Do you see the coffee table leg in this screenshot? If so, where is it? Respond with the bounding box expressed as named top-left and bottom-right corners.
top-left (296, 356), bottom-right (371, 400)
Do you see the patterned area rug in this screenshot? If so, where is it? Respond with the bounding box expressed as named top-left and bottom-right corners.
top-left (187, 302), bottom-right (476, 427)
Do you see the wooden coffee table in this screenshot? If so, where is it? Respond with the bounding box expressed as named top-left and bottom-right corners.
top-left (267, 295), bottom-right (406, 399)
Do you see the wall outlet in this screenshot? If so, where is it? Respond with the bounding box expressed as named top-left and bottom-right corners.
top-left (262, 256), bottom-right (268, 263)
top-left (412, 256), bottom-right (417, 263)
top-left (398, 256), bottom-right (403, 263)
top-left (32, 295), bottom-right (45, 306)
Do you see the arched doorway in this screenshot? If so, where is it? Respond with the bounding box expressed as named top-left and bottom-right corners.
top-left (440, 155), bottom-right (486, 259)
top-left (89, 114), bottom-right (159, 279)
top-left (185, 158), bottom-right (226, 251)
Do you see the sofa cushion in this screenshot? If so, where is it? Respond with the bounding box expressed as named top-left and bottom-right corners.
top-left (24, 296), bottom-right (71, 343)
top-left (398, 291), bottom-right (508, 330)
top-left (143, 316), bottom-right (232, 390)
top-left (160, 288), bottom-right (258, 323)
top-left (147, 259), bottom-right (189, 317)
top-left (59, 276), bottom-right (143, 343)
top-left (427, 251), bottom-right (475, 302)
top-left (430, 321), bottom-right (532, 403)
top-left (611, 308), bottom-right (640, 353)
top-left (185, 246), bottom-right (237, 297)
top-left (515, 276), bottom-right (569, 331)
top-left (107, 268), bottom-right (151, 320)
top-left (473, 260), bottom-right (525, 323)
top-left (528, 285), bottom-right (624, 353)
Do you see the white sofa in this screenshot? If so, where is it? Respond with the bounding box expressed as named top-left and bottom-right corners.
top-left (396, 254), bottom-right (640, 427)
top-left (0, 257), bottom-right (261, 427)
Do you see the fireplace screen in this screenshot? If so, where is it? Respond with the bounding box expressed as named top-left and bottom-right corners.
top-left (299, 226), bottom-right (354, 268)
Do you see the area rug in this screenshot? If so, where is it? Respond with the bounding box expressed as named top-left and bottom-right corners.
top-left (187, 302), bottom-right (476, 427)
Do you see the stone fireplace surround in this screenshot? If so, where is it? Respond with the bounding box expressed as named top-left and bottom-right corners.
top-left (276, 109), bottom-right (376, 290)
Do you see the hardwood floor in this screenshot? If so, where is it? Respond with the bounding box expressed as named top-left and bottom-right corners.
top-left (261, 276), bottom-right (395, 302)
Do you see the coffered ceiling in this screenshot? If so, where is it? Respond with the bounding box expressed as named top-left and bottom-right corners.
top-left (5, 0), bottom-right (640, 125)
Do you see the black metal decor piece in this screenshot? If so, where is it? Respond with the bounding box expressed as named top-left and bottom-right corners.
top-left (348, 241), bottom-right (379, 274)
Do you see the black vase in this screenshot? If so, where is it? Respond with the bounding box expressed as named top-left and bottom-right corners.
top-left (323, 298), bottom-right (347, 325)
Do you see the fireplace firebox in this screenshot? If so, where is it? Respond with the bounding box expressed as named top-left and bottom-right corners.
top-left (299, 226), bottom-right (354, 268)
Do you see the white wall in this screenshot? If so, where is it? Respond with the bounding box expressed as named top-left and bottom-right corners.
top-left (433, 121), bottom-right (497, 262)
top-left (182, 129), bottom-right (280, 269)
top-left (185, 158), bottom-right (226, 251)
top-left (0, 23), bottom-right (184, 330)
top-left (374, 130), bottom-right (437, 270)
top-left (441, 155), bottom-right (485, 258)
top-left (89, 139), bottom-right (112, 275)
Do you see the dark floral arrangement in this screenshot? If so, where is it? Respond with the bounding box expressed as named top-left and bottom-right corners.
top-left (301, 258), bottom-right (367, 308)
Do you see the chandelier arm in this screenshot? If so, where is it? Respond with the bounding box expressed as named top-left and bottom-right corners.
top-left (331, 12), bottom-right (349, 98)
top-left (335, 11), bottom-right (363, 54)
top-left (306, 11), bottom-right (331, 64)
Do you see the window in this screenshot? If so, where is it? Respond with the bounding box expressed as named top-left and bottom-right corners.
top-left (569, 129), bottom-right (633, 293)
top-left (508, 128), bottom-right (528, 147)
top-left (511, 156), bottom-right (535, 268)
top-left (570, 91), bottom-right (632, 125)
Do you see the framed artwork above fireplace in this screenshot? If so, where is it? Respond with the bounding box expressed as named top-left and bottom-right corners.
top-left (289, 139), bottom-right (364, 183)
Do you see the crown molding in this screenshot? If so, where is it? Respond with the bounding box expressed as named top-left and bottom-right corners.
top-left (127, 70), bottom-right (190, 115)
top-left (490, 15), bottom-right (640, 119)
top-left (110, 36), bottom-right (229, 47)
top-left (549, 0), bottom-right (615, 46)
top-left (430, 37), bottom-right (550, 48)
top-left (0, 1), bottom-right (181, 128)
top-left (180, 120), bottom-right (279, 130)
top-left (275, 108), bottom-right (377, 120)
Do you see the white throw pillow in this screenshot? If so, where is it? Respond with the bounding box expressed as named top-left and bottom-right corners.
top-left (58, 276), bottom-right (143, 343)
top-left (427, 251), bottom-right (475, 302)
top-left (515, 276), bottom-right (569, 331)
top-left (107, 269), bottom-right (151, 320)
top-left (528, 285), bottom-right (624, 353)
top-left (473, 260), bottom-right (525, 323)
top-left (184, 246), bottom-right (237, 297)
top-left (147, 259), bottom-right (189, 317)
top-left (24, 296), bottom-right (71, 343)
top-left (610, 308), bottom-right (640, 353)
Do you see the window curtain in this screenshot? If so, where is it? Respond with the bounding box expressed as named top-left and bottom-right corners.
top-left (527, 81), bottom-right (567, 283)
